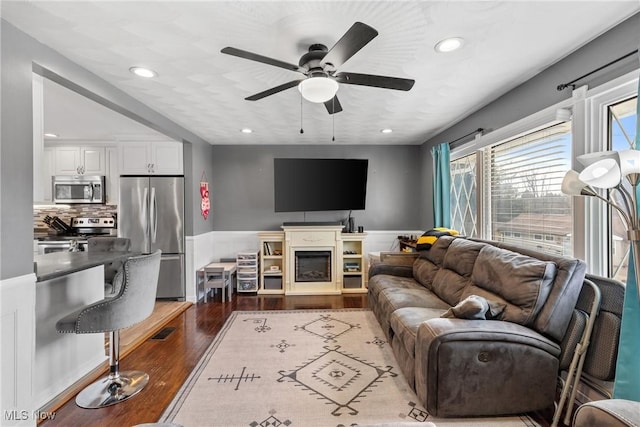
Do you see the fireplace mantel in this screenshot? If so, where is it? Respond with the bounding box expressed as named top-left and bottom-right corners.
top-left (280, 225), bottom-right (366, 295)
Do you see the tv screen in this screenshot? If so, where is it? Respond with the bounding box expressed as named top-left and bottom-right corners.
top-left (274, 158), bottom-right (368, 212)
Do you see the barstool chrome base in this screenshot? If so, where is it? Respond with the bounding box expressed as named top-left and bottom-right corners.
top-left (76, 370), bottom-right (149, 409)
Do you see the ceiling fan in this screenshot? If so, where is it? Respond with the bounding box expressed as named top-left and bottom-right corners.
top-left (221, 22), bottom-right (415, 115)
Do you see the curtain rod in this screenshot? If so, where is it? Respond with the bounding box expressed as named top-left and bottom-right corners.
top-left (449, 128), bottom-right (484, 148)
top-left (557, 50), bottom-right (639, 91)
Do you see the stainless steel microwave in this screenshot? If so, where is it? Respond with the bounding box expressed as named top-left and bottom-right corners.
top-left (52, 175), bottom-right (105, 204)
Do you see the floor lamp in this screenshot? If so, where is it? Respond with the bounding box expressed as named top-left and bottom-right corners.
top-left (559, 149), bottom-right (640, 424)
top-left (562, 149), bottom-right (640, 305)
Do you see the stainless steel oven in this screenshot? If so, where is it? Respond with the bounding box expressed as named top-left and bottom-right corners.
top-left (53, 175), bottom-right (105, 204)
top-left (37, 240), bottom-right (88, 254)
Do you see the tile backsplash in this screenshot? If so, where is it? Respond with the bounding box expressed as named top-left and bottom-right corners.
top-left (34, 204), bottom-right (117, 232)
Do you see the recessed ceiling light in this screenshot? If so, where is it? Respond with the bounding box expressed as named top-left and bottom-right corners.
top-left (241, 128), bottom-right (253, 134)
top-left (129, 66), bottom-right (157, 78)
top-left (434, 37), bottom-right (464, 53)
top-left (381, 129), bottom-right (393, 134)
top-left (44, 133), bottom-right (58, 138)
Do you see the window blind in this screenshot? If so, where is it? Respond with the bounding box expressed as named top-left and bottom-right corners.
top-left (484, 122), bottom-right (573, 256)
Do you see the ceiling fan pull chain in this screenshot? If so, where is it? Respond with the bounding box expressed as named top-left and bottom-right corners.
top-left (332, 97), bottom-right (336, 142)
top-left (299, 92), bottom-right (304, 134)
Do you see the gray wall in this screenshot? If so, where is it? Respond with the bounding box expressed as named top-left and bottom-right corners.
top-left (186, 141), bottom-right (217, 236)
top-left (419, 12), bottom-right (640, 231)
top-left (210, 145), bottom-right (423, 231)
top-left (0, 20), bottom-right (210, 280)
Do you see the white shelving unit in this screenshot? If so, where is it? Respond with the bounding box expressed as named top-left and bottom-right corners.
top-left (236, 250), bottom-right (259, 293)
top-left (258, 232), bottom-right (285, 294)
top-left (341, 233), bottom-right (367, 293)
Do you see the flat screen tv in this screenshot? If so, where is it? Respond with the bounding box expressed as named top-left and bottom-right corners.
top-left (274, 158), bottom-right (368, 212)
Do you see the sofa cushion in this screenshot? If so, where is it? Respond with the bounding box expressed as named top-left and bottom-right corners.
top-left (429, 239), bottom-right (486, 306)
top-left (468, 245), bottom-right (557, 326)
top-left (412, 258), bottom-right (440, 290)
top-left (390, 307), bottom-right (447, 358)
top-left (469, 238), bottom-right (586, 341)
top-left (420, 235), bottom-right (455, 265)
top-left (368, 274), bottom-right (425, 303)
top-left (377, 287), bottom-right (451, 337)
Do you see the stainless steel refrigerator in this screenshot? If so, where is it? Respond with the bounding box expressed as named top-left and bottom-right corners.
top-left (119, 176), bottom-right (185, 299)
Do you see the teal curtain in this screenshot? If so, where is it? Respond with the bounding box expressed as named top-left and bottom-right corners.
top-left (431, 142), bottom-right (451, 228)
top-left (613, 77), bottom-right (640, 400)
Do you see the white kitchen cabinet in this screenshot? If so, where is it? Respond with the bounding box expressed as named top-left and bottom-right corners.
top-left (42, 147), bottom-right (55, 202)
top-left (54, 146), bottom-right (106, 175)
top-left (119, 141), bottom-right (183, 175)
top-left (34, 147), bottom-right (55, 202)
top-left (105, 146), bottom-right (119, 205)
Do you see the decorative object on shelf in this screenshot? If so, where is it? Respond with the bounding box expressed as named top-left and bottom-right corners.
top-left (200, 171), bottom-right (210, 220)
top-left (561, 142), bottom-right (640, 400)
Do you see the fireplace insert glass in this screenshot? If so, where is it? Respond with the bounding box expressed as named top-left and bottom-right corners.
top-left (295, 251), bottom-right (331, 282)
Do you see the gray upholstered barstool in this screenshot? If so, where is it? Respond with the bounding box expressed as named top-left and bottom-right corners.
top-left (56, 250), bottom-right (161, 409)
top-left (87, 236), bottom-right (132, 295)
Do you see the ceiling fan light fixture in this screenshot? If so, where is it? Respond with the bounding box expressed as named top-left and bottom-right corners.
top-left (129, 66), bottom-right (157, 78)
top-left (298, 77), bottom-right (339, 103)
top-left (434, 37), bottom-right (464, 53)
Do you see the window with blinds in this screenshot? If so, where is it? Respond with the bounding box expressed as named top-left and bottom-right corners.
top-left (483, 122), bottom-right (573, 256)
top-left (450, 153), bottom-right (478, 237)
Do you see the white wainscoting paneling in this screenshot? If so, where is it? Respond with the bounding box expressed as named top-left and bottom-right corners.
top-left (185, 231), bottom-right (260, 302)
top-left (185, 230), bottom-right (421, 302)
top-left (1, 273), bottom-right (36, 427)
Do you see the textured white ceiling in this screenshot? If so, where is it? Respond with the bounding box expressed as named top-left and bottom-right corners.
top-left (3, 1), bottom-right (639, 145)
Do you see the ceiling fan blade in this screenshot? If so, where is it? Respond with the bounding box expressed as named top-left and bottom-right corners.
top-left (320, 22), bottom-right (378, 68)
top-left (221, 47), bottom-right (305, 73)
top-left (335, 72), bottom-right (415, 91)
top-left (324, 96), bottom-right (343, 115)
top-left (245, 80), bottom-right (303, 101)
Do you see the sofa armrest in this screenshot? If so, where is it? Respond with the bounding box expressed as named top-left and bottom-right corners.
top-left (369, 263), bottom-right (414, 279)
top-left (574, 399), bottom-right (640, 427)
top-left (414, 318), bottom-right (561, 417)
top-left (418, 318), bottom-right (561, 356)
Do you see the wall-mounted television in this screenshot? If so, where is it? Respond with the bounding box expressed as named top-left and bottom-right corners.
top-left (274, 158), bottom-right (368, 212)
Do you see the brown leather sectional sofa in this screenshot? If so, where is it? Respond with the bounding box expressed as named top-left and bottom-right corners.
top-left (368, 236), bottom-right (587, 417)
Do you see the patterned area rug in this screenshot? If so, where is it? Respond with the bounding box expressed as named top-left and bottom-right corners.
top-left (161, 309), bottom-right (539, 427)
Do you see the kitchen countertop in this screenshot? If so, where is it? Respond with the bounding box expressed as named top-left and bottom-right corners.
top-left (34, 251), bottom-right (139, 282)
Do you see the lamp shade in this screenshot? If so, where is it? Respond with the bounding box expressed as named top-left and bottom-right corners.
top-left (576, 150), bottom-right (618, 166)
top-left (617, 149), bottom-right (640, 175)
top-left (561, 170), bottom-right (588, 195)
top-left (578, 158), bottom-right (621, 189)
top-left (298, 77), bottom-right (339, 103)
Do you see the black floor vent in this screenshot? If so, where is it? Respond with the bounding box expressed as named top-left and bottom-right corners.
top-left (150, 327), bottom-right (176, 340)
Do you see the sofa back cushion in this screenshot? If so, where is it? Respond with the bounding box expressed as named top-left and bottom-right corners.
top-left (468, 239), bottom-right (586, 341)
top-left (430, 239), bottom-right (486, 306)
top-left (413, 235), bottom-right (456, 290)
top-left (467, 245), bottom-right (557, 326)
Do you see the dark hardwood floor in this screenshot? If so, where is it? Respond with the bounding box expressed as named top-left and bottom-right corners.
top-left (41, 293), bottom-right (556, 426)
